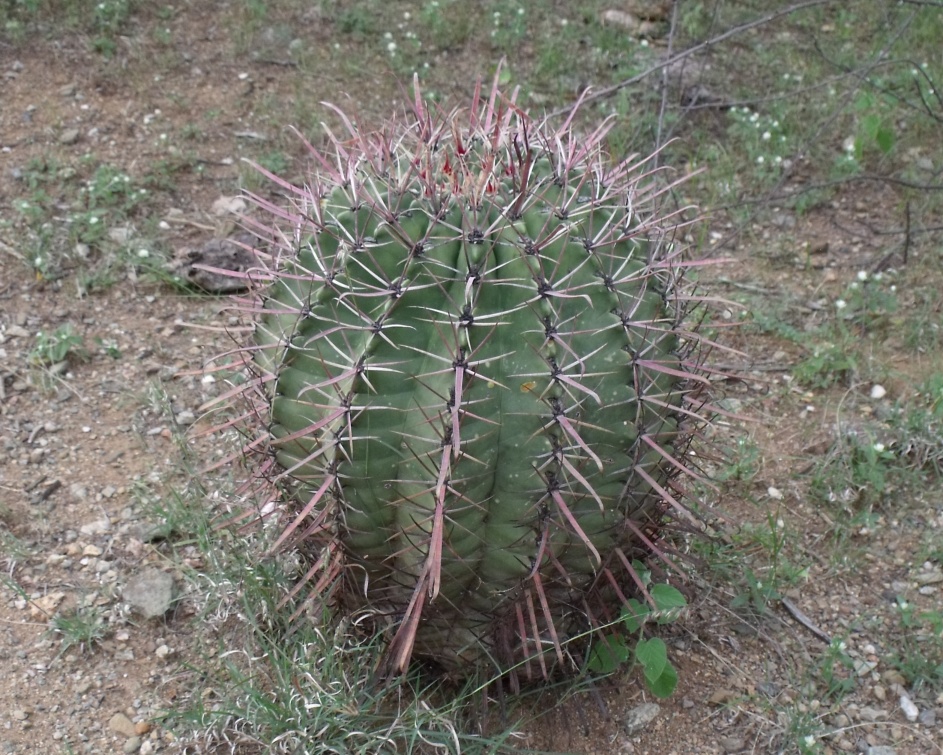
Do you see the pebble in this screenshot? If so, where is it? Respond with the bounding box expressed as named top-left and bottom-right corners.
top-left (866, 747), bottom-right (896, 755)
top-left (80, 518), bottom-right (111, 536)
top-left (917, 708), bottom-right (935, 726)
top-left (59, 128), bottom-right (80, 145)
top-left (109, 712), bottom-right (137, 737)
top-left (859, 706), bottom-right (885, 722)
top-left (899, 693), bottom-right (919, 722)
top-left (123, 736), bottom-right (142, 753)
top-left (872, 685), bottom-right (886, 701)
top-left (123, 568), bottom-right (175, 619)
top-left (12, 710), bottom-right (28, 721)
top-left (915, 569), bottom-right (943, 585)
top-left (175, 409), bottom-right (196, 425)
top-left (623, 702), bottom-right (660, 735)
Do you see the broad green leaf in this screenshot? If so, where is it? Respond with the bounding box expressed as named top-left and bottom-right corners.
top-left (650, 583), bottom-right (687, 611)
top-left (620, 599), bottom-right (649, 634)
top-left (647, 661), bottom-right (679, 698)
top-left (586, 634), bottom-right (630, 674)
top-left (875, 126), bottom-right (894, 154)
top-left (635, 637), bottom-right (668, 683)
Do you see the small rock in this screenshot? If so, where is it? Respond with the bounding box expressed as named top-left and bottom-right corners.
top-left (134, 721), bottom-right (151, 736)
top-left (882, 669), bottom-right (907, 687)
top-left (174, 410), bottom-right (196, 426)
top-left (12, 710), bottom-right (28, 721)
top-left (123, 736), bottom-right (142, 754)
top-left (720, 736), bottom-right (744, 753)
top-left (80, 518), bottom-right (111, 536)
top-left (172, 234), bottom-right (260, 293)
top-left (140, 741), bottom-right (156, 755)
top-left (623, 702), bottom-right (660, 735)
top-left (4, 324), bottom-right (30, 338)
top-left (859, 706), bottom-right (886, 722)
top-left (210, 195), bottom-right (247, 216)
top-left (869, 384), bottom-right (887, 400)
top-left (102, 485), bottom-right (117, 499)
top-left (899, 694), bottom-right (919, 722)
top-left (123, 568), bottom-right (175, 619)
top-left (708, 689), bottom-right (738, 705)
top-left (155, 644), bottom-right (172, 659)
top-left (59, 128), bottom-right (80, 145)
top-left (915, 570), bottom-right (943, 586)
top-left (873, 685), bottom-right (886, 701)
top-left (917, 708), bottom-right (935, 726)
top-left (83, 544), bottom-right (103, 557)
top-left (28, 591), bottom-right (65, 619)
top-left (109, 712), bottom-right (137, 737)
top-left (59, 83), bottom-right (76, 96)
top-left (866, 747), bottom-right (896, 755)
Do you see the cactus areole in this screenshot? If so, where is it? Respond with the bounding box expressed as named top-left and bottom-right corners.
top-left (233, 77), bottom-right (709, 684)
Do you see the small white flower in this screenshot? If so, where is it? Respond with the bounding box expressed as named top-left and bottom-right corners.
top-left (762, 131), bottom-right (771, 141)
top-left (88, 216), bottom-right (99, 225)
top-left (857, 270), bottom-right (868, 281)
top-left (804, 735), bottom-right (815, 747)
top-left (387, 41), bottom-right (397, 53)
top-left (835, 299), bottom-right (847, 310)
top-left (138, 249), bottom-right (150, 258)
top-left (756, 156), bottom-right (765, 164)
top-left (774, 156), bottom-right (783, 165)
top-left (873, 442), bottom-right (885, 452)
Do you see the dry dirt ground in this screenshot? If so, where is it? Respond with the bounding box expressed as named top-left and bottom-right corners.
top-left (1, 6), bottom-right (942, 755)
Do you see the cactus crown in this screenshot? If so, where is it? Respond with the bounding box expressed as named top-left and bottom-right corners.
top-left (217, 74), bottom-right (712, 686)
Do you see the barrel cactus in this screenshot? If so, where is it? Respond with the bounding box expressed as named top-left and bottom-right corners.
top-left (225, 76), bottom-right (710, 686)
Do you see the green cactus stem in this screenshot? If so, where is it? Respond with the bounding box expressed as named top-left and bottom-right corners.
top-left (218, 74), bottom-right (715, 686)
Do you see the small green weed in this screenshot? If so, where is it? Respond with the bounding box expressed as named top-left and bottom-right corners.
top-left (809, 431), bottom-right (898, 510)
top-left (49, 605), bottom-right (109, 656)
top-left (889, 599), bottom-right (943, 692)
top-left (726, 106), bottom-right (791, 186)
top-left (585, 564), bottom-right (686, 697)
top-left (716, 435), bottom-right (761, 483)
top-left (29, 324), bottom-right (88, 366)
